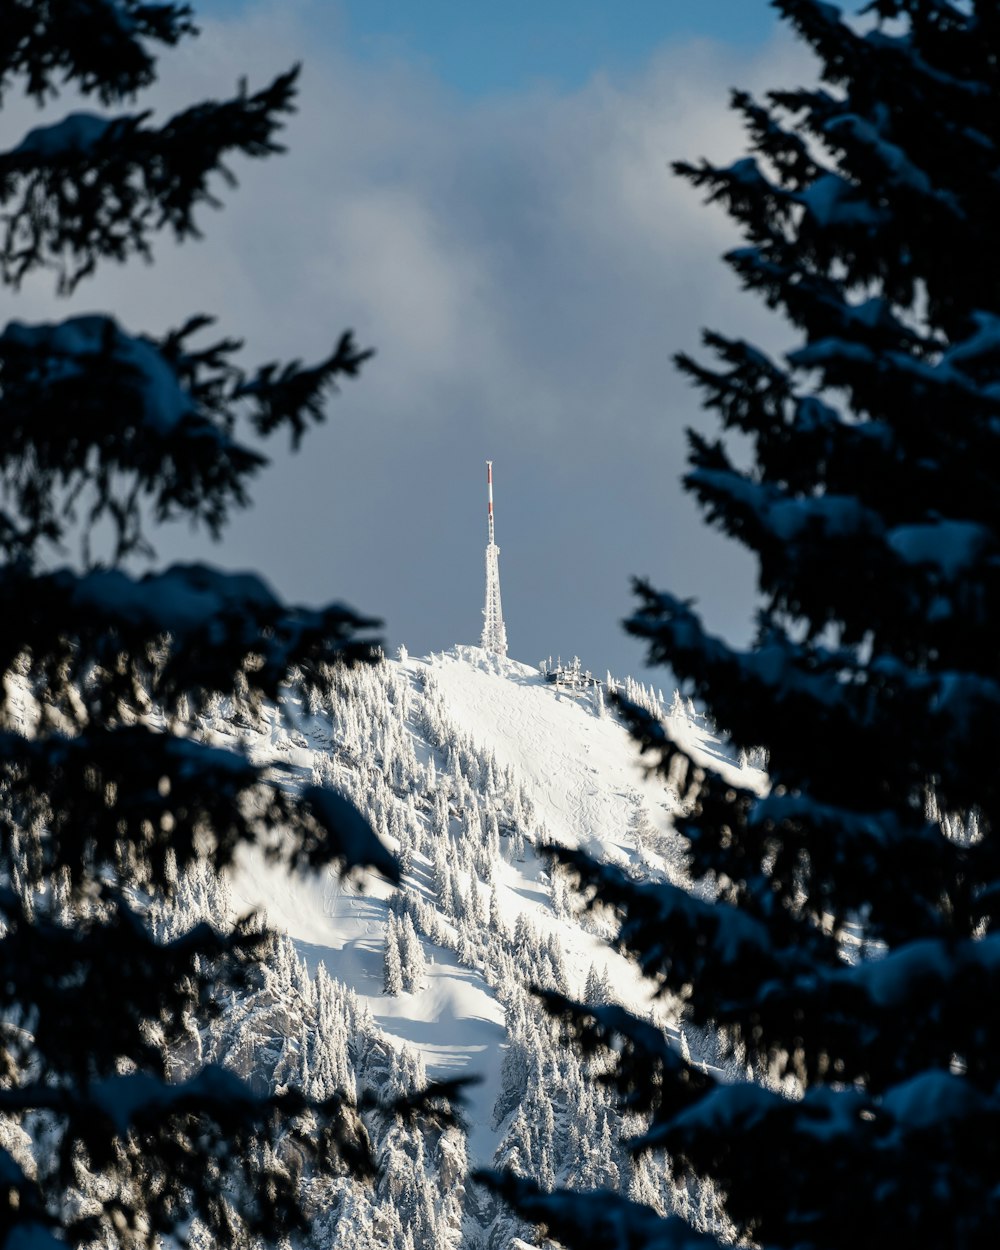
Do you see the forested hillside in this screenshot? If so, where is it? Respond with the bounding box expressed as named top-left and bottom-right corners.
top-left (56, 644), bottom-right (758, 1250)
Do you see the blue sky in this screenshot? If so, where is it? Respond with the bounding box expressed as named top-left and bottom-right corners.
top-left (199, 0), bottom-right (780, 96)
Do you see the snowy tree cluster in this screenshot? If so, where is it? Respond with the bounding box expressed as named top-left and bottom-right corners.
top-left (610, 675), bottom-right (669, 723)
top-left (384, 906), bottom-right (426, 996)
top-left (175, 643), bottom-right (709, 1250)
top-left (144, 855), bottom-right (465, 1250)
top-left (324, 659), bottom-right (719, 1248)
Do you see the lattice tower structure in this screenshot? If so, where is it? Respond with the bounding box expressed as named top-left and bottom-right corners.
top-left (480, 460), bottom-right (508, 657)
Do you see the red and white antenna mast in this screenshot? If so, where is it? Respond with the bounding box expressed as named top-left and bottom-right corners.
top-left (481, 460), bottom-right (508, 657)
top-left (487, 459), bottom-right (495, 546)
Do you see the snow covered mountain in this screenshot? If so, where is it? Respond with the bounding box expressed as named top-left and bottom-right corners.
top-left (172, 644), bottom-right (763, 1249)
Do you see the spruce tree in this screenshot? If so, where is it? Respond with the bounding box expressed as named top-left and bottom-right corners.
top-left (0, 5), bottom-right (410, 1248)
top-left (384, 914), bottom-right (405, 996)
top-left (485, 3), bottom-right (1000, 1248)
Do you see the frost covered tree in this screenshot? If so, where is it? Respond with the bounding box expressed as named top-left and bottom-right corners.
top-left (0, 5), bottom-right (410, 1248)
top-left (398, 911), bottom-right (427, 993)
top-left (484, 3), bottom-right (1000, 1249)
top-left (384, 914), bottom-right (405, 996)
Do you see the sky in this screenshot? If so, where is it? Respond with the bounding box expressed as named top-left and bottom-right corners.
top-left (201, 0), bottom-right (780, 95)
top-left (6, 0), bottom-right (817, 681)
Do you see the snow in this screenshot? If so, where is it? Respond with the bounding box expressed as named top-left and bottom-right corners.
top-left (789, 326), bottom-right (1000, 405)
top-left (227, 646), bottom-right (757, 1167)
top-left (425, 647), bottom-right (671, 857)
top-left (687, 468), bottom-right (877, 549)
top-left (789, 338), bottom-right (877, 369)
top-left (843, 296), bottom-right (905, 331)
top-left (767, 495), bottom-right (870, 543)
top-left (795, 1085), bottom-right (868, 1143)
top-left (886, 521), bottom-right (988, 577)
top-left (479, 1174), bottom-right (718, 1249)
top-left (61, 562), bottom-right (369, 685)
top-left (724, 157), bottom-right (765, 187)
top-left (665, 1081), bottom-right (775, 1137)
top-left (880, 1070), bottom-right (983, 1131)
top-left (232, 827), bottom-right (512, 1163)
top-left (799, 172), bottom-right (885, 229)
top-left (69, 564), bottom-right (277, 640)
top-left (932, 670), bottom-right (1000, 729)
top-left (942, 311), bottom-right (1000, 370)
top-left (850, 934), bottom-right (1000, 1009)
top-left (113, 331), bottom-right (199, 436)
top-left (1, 315), bottom-right (196, 435)
top-left (825, 115), bottom-right (935, 198)
top-left (8, 113), bottom-right (120, 160)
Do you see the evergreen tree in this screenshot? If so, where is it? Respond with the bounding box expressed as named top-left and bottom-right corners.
top-left (583, 963), bottom-right (612, 1007)
top-left (384, 914), bottom-right (405, 996)
top-left (627, 795), bottom-right (656, 851)
top-left (484, 3), bottom-right (1000, 1249)
top-left (0, 6), bottom-right (412, 1248)
top-left (399, 911), bottom-right (427, 993)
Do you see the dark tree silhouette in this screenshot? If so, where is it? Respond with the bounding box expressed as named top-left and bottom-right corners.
top-left (484, 3), bottom-right (1000, 1248)
top-left (0, 4), bottom-right (409, 1248)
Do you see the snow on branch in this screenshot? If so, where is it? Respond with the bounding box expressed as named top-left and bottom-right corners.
top-left (0, 1063), bottom-right (376, 1237)
top-left (688, 466), bottom-right (881, 552)
top-left (0, 313), bottom-right (371, 559)
top-left (638, 1066), bottom-right (1000, 1236)
top-left (622, 584), bottom-right (858, 770)
top-left (532, 987), bottom-right (715, 1123)
top-left (0, 562), bottom-right (380, 720)
top-left (542, 844), bottom-right (804, 1018)
top-left (0, 885), bottom-right (269, 1081)
top-left (788, 335), bottom-right (1000, 409)
top-left (475, 1170), bottom-right (723, 1250)
top-left (0, 726), bottom-right (397, 887)
top-left (0, 66), bottom-right (299, 291)
top-left (0, 1064), bottom-right (265, 1128)
top-left (731, 87), bottom-right (820, 192)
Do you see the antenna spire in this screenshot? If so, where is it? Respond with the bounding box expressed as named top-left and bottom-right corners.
top-left (481, 460), bottom-right (508, 657)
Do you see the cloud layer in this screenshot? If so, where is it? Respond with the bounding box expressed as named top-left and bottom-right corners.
top-left (9, 1), bottom-right (815, 678)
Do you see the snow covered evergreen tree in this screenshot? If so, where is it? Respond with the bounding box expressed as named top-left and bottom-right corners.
top-left (485, 3), bottom-right (1000, 1249)
top-left (0, 5), bottom-right (404, 1248)
top-left (384, 913), bottom-right (406, 996)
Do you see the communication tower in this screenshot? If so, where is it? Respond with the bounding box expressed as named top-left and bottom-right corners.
top-left (480, 461), bottom-right (508, 657)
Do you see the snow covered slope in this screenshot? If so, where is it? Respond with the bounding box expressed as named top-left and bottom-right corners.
top-left (425, 647), bottom-right (746, 861)
top-left (211, 645), bottom-right (763, 1246)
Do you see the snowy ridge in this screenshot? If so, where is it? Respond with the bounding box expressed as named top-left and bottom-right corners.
top-left (194, 645), bottom-right (763, 1247)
